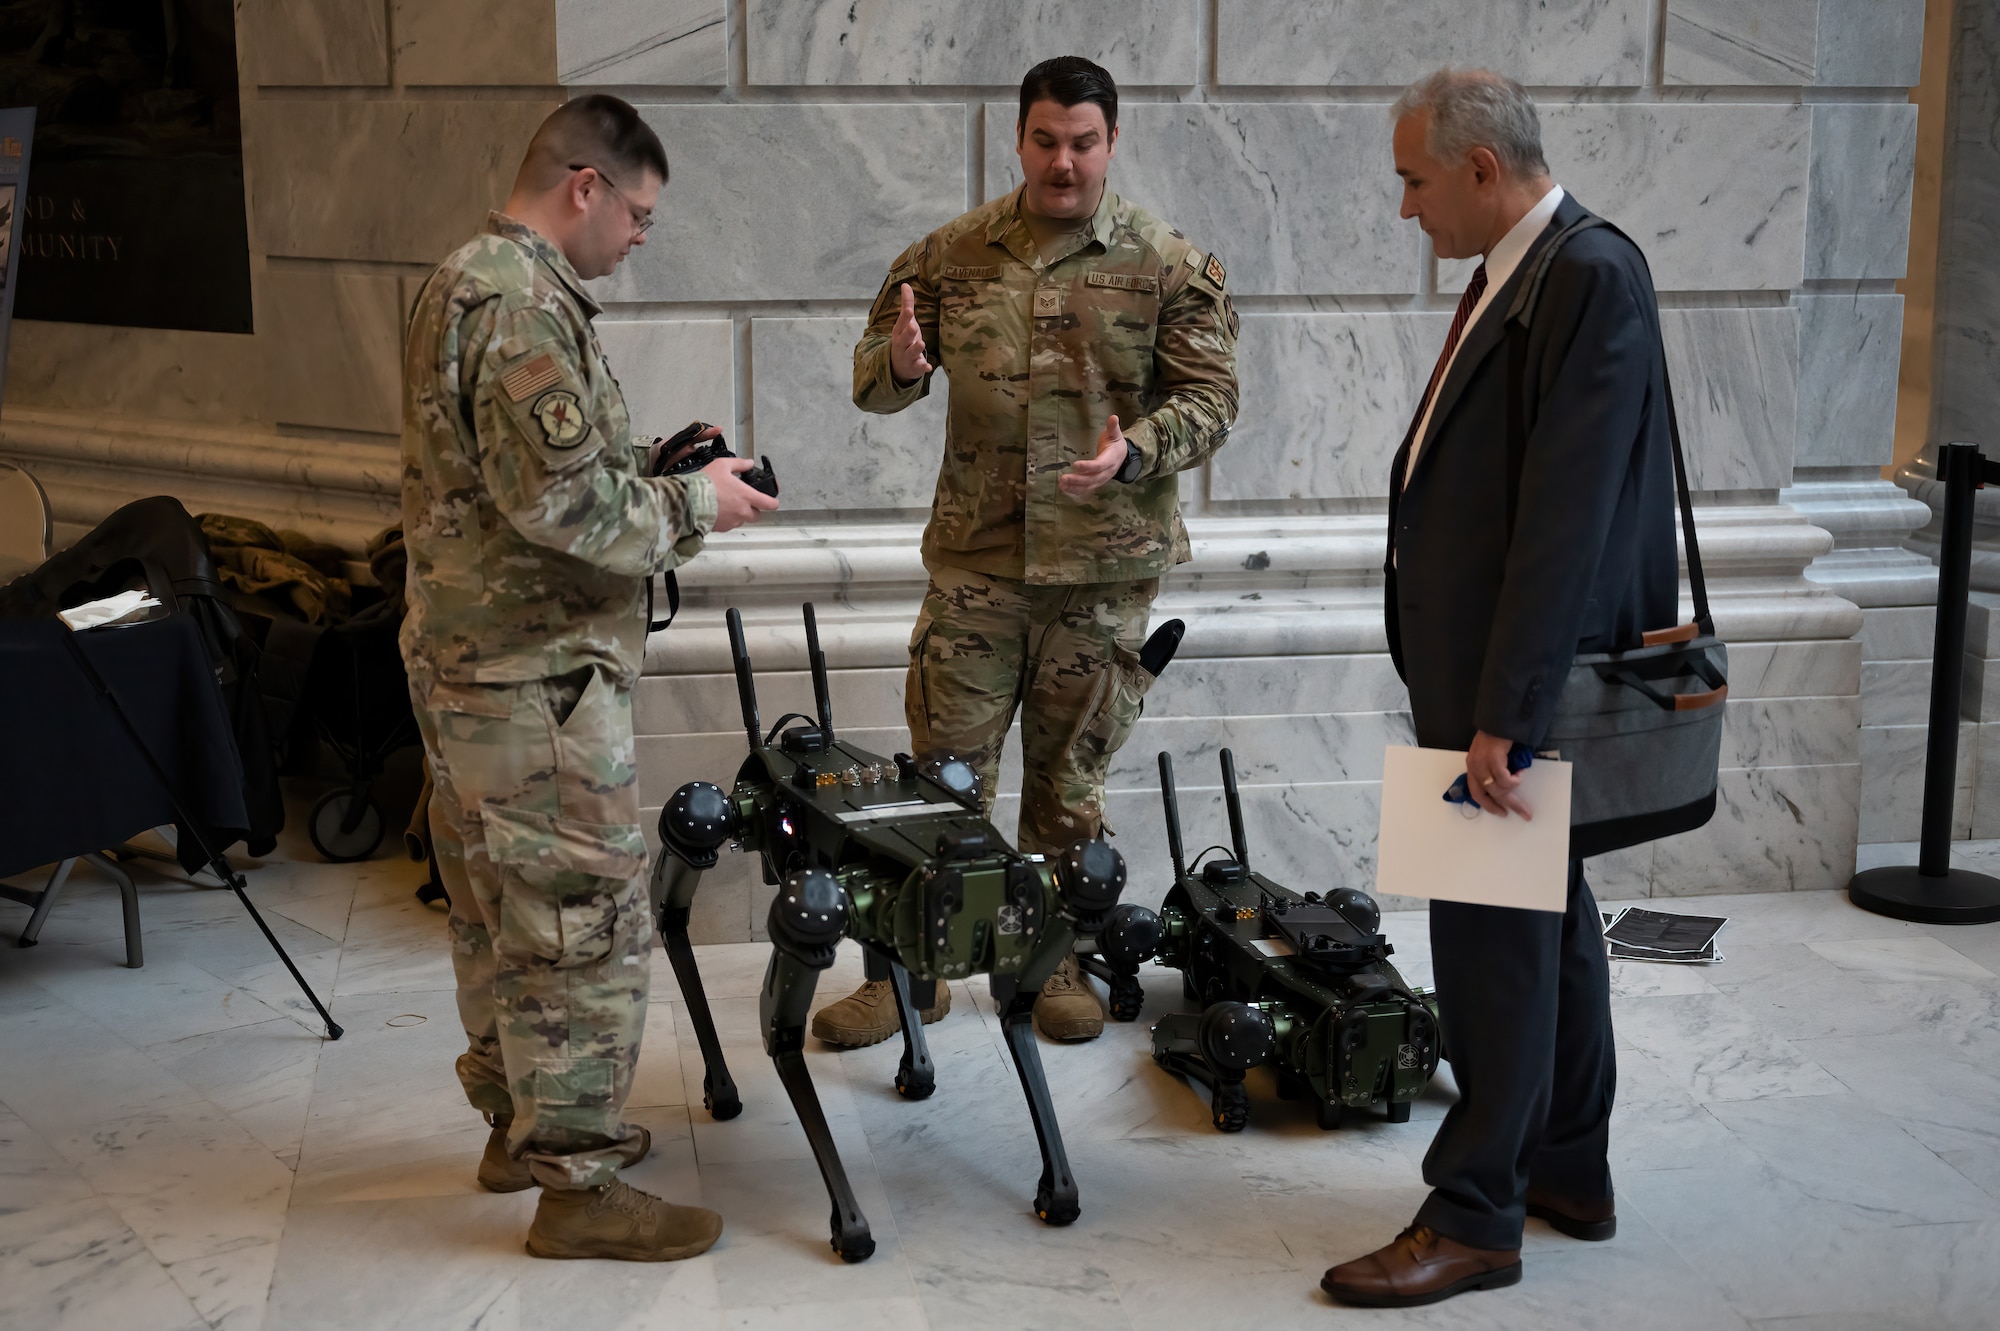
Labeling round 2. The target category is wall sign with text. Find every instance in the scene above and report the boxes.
[0,0,253,335]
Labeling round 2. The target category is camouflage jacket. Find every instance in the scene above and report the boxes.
[853,186,1239,585]
[399,212,716,688]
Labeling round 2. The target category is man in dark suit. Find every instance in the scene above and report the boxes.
[1321,69,1681,1308]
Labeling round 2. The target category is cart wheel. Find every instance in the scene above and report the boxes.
[311,789,385,862]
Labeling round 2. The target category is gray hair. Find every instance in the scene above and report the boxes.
[1390,68,1549,177]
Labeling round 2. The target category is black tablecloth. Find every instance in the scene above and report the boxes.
[0,612,248,879]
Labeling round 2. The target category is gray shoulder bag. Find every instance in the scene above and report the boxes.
[1504,215,1728,859]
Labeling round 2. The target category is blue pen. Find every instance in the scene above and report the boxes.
[1443,742,1535,807]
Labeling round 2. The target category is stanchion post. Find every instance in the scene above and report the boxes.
[1850,442,2000,923]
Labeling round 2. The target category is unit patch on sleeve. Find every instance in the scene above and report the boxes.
[501,352,563,402]
[532,390,588,448]
[1203,253,1227,288]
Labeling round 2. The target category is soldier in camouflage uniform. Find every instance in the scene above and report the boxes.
[401,95,776,1261]
[818,56,1239,1045]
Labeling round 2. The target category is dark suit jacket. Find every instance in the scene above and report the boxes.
[1385,194,1680,751]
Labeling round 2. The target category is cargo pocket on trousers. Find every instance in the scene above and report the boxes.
[530,1057,616,1108]
[1072,645,1154,763]
[479,803,647,969]
[905,608,936,737]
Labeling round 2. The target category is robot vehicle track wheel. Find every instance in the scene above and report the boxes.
[1211,1081,1250,1133]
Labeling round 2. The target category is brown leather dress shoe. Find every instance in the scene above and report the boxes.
[1526,1187,1617,1241]
[1320,1224,1522,1308]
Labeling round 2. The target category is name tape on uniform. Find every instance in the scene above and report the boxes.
[941,264,999,281]
[501,353,563,403]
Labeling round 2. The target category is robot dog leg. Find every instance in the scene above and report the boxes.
[650,785,742,1121]
[763,868,875,1263]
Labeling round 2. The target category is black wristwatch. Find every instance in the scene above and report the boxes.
[1116,441,1144,484]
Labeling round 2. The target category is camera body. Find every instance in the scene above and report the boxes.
[651,420,779,498]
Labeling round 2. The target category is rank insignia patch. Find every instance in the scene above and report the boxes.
[1203,253,1227,288]
[501,352,562,402]
[533,390,588,448]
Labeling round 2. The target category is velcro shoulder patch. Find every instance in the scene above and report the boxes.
[501,352,562,402]
[1085,271,1159,292]
[1203,253,1227,288]
[941,264,999,281]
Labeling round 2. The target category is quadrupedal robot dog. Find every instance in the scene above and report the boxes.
[647,604,1159,1261]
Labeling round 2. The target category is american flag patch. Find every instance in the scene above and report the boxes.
[501,353,562,402]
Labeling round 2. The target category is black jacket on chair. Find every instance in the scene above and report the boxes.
[1385,193,1681,750]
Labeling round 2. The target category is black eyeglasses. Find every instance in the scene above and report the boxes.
[569,163,654,235]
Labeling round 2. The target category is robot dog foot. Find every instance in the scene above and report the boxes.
[1034,1176,1081,1227]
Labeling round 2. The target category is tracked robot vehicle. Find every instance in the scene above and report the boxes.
[648,604,1148,1262]
[1086,750,1443,1133]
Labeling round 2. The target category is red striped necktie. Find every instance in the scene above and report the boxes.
[1409,262,1489,447]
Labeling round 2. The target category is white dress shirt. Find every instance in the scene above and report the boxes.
[1405,184,1566,485]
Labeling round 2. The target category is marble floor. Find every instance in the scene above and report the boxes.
[4,817,2000,1331]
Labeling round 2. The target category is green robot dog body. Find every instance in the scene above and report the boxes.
[650,604,1136,1263]
[1088,750,1443,1133]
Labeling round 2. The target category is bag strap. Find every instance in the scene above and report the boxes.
[646,570,680,634]
[1502,214,1713,636]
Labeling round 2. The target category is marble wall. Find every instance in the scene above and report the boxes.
[0,1,558,548]
[0,1,1937,939]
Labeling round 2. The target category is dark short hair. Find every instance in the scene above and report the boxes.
[520,94,669,192]
[1017,56,1118,139]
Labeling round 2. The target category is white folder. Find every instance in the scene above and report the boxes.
[1374,745,1573,912]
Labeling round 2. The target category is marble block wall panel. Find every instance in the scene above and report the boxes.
[1442,105,1811,292]
[594,319,733,442]
[262,269,404,435]
[5,325,268,425]
[1862,723,1976,843]
[1721,696,1861,770]
[557,0,726,86]
[241,0,388,85]
[746,0,1198,86]
[394,0,557,85]
[1794,294,1904,468]
[1972,723,2000,839]
[1926,0,2000,452]
[1664,0,1820,85]
[1215,0,1648,87]
[1652,762,1861,893]
[983,103,1416,295]
[1861,604,1934,663]
[749,317,945,514]
[1805,104,1919,280]
[1861,660,1931,727]
[251,100,558,264]
[593,105,965,303]
[1727,640,1861,701]
[1814,0,1926,86]
[1660,306,1800,491]
[1217,312,1450,502]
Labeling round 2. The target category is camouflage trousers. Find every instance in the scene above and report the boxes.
[411,666,653,1191]
[906,563,1159,855]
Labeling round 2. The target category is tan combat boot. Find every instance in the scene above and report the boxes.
[479,1118,652,1194]
[1033,953,1103,1041]
[477,1115,534,1193]
[525,1178,722,1261]
[810,978,951,1047]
